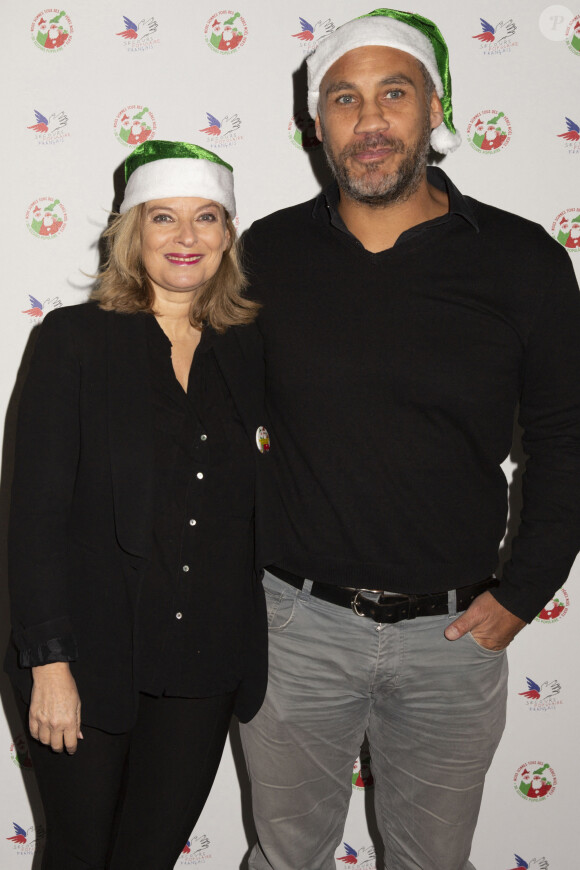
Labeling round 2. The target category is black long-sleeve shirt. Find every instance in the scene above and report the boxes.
[243,167,580,623]
[139,316,254,698]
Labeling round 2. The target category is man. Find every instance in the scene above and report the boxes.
[240,9,580,870]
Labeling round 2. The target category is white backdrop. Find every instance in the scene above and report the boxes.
[1,2,579,868]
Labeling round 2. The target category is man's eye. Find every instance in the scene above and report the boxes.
[386,89,404,99]
[336,94,355,104]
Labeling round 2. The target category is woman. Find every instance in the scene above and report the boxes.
[5,140,277,869]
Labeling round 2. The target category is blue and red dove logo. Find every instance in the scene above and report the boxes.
[28,109,68,135]
[199,112,241,138]
[22,295,62,319]
[291,17,334,42]
[7,823,28,845]
[519,677,561,702]
[509,856,549,870]
[558,117,580,141]
[472,18,516,43]
[116,15,158,40]
[337,842,376,866]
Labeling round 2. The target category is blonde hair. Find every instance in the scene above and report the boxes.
[91,204,258,332]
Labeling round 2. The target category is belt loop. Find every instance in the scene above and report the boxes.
[301,579,313,598]
[447,588,457,619]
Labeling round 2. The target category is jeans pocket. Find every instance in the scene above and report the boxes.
[264,585,296,631]
[466,631,507,657]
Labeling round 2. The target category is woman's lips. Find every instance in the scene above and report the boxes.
[164,253,203,265]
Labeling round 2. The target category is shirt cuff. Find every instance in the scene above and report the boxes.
[18,635,79,668]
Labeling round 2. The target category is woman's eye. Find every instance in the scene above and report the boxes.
[152,214,172,223]
[199,213,217,222]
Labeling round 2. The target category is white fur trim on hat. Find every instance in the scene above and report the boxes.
[306,16,461,154]
[120,158,236,216]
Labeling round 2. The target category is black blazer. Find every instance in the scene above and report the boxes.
[6,302,280,730]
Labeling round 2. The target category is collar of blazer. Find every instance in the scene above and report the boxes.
[107,311,155,560]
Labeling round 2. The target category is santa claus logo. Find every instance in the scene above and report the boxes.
[551,210,580,252]
[113,105,157,148]
[513,762,557,802]
[9,734,33,770]
[198,110,243,148]
[467,110,512,154]
[204,11,248,55]
[288,108,321,152]
[471,17,518,54]
[534,586,570,622]
[565,15,580,56]
[31,9,73,52]
[25,197,67,239]
[352,749,374,791]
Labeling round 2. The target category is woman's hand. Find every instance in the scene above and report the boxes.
[30,662,83,754]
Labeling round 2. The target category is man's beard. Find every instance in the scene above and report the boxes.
[321,114,432,207]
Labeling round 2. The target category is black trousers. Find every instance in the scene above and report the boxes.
[18,691,235,870]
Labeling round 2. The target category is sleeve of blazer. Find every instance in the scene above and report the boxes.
[9,308,81,667]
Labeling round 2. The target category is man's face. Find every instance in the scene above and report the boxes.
[315,45,443,206]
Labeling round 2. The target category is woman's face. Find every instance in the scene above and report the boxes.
[140,197,230,302]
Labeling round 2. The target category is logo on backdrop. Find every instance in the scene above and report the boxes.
[27,109,69,144]
[179,833,212,865]
[113,105,157,147]
[513,762,557,802]
[9,734,33,770]
[116,15,159,51]
[288,108,320,152]
[31,9,73,52]
[198,111,243,147]
[557,116,580,152]
[507,855,549,869]
[291,16,335,50]
[6,822,45,856]
[551,211,580,251]
[25,198,67,239]
[472,17,518,53]
[337,842,376,867]
[22,294,63,321]
[518,676,562,711]
[204,11,248,54]
[466,110,512,153]
[352,749,374,791]
[565,14,580,55]
[535,586,571,620]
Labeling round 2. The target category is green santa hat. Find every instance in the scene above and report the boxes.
[306,8,461,154]
[120,140,236,217]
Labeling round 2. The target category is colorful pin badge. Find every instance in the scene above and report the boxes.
[256,426,270,453]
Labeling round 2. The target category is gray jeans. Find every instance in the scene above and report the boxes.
[240,570,508,870]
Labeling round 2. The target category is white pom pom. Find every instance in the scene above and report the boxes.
[430,123,462,155]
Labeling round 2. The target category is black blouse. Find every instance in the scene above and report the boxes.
[138,316,254,698]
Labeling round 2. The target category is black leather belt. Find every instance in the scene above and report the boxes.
[266,566,499,624]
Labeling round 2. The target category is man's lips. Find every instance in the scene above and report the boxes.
[164,253,203,265]
[351,147,396,162]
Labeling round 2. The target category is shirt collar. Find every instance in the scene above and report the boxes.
[312,165,479,238]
